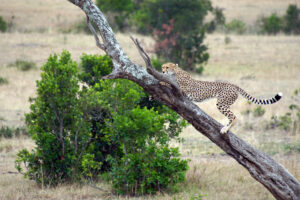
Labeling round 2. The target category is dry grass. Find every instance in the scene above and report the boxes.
[210,0,300,25]
[1,0,300,199]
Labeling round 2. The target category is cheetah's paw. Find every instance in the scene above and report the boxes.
[220,126,229,134]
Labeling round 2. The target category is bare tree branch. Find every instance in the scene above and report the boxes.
[66,1,300,199]
[86,15,105,51]
[130,36,183,97]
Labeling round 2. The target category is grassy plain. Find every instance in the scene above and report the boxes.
[0,0,300,199]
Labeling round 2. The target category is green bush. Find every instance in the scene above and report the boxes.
[0,76,8,85]
[96,0,136,31]
[92,78,188,195]
[80,54,188,195]
[268,89,300,133]
[283,4,300,34]
[0,126,27,138]
[0,126,13,138]
[15,51,93,186]
[16,52,188,192]
[225,19,246,34]
[0,16,7,32]
[205,7,226,33]
[80,54,113,86]
[253,106,265,117]
[109,139,188,195]
[151,57,163,71]
[135,0,210,71]
[259,13,282,35]
[106,106,188,195]
[9,59,36,71]
[97,0,211,72]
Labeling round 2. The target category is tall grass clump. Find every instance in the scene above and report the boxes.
[8,59,36,71]
[225,19,247,34]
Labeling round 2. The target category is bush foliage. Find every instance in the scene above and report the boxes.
[0,76,8,85]
[259,13,282,35]
[0,16,7,32]
[259,4,300,35]
[284,4,300,34]
[16,51,188,195]
[96,0,211,72]
[8,59,36,71]
[225,19,247,35]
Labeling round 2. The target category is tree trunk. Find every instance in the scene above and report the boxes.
[67,1,300,199]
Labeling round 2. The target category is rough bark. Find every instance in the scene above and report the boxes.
[67,1,300,199]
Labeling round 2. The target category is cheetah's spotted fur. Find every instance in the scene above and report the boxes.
[161,63,282,134]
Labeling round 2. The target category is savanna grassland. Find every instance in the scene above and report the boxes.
[1,0,300,199]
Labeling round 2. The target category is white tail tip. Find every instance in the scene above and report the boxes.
[278,92,283,97]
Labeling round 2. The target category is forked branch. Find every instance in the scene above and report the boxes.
[130,36,183,97]
[86,15,105,51]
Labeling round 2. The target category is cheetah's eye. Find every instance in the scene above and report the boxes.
[166,66,169,69]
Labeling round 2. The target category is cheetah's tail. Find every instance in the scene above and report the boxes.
[238,87,282,105]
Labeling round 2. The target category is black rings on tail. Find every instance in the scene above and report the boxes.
[238,88,282,105]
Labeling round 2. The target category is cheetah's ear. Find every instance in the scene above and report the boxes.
[175,63,178,67]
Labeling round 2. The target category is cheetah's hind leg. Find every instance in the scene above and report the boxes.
[217,104,237,134]
[220,118,236,134]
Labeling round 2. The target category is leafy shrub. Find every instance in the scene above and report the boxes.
[0,126,13,138]
[107,106,188,195]
[96,0,136,31]
[283,4,300,34]
[153,20,209,72]
[151,57,163,71]
[253,106,265,117]
[269,114,292,131]
[134,0,211,34]
[268,89,300,133]
[259,13,282,35]
[205,7,226,33]
[9,59,36,71]
[225,19,246,34]
[16,52,188,192]
[92,78,188,195]
[109,140,188,195]
[15,51,93,186]
[0,126,27,138]
[136,0,210,72]
[80,54,188,195]
[80,54,113,86]
[14,127,28,137]
[0,76,8,85]
[97,0,211,72]
[0,16,7,32]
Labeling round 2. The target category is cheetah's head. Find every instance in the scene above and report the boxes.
[161,63,178,75]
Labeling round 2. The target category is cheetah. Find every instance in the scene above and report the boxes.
[161,62,282,134]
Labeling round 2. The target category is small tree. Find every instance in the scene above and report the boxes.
[283,4,300,34]
[17,52,188,193]
[95,79,188,195]
[15,51,98,185]
[80,54,188,195]
[259,13,282,35]
[96,0,136,31]
[135,0,211,71]
[96,0,211,72]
